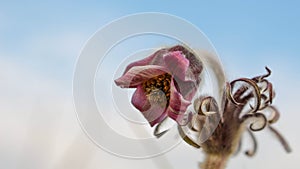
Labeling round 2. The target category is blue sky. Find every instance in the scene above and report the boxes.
[1,1,300,81]
[0,1,299,169]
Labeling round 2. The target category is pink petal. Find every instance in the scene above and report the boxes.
[131,85,150,112]
[166,45,202,100]
[168,45,203,82]
[114,65,169,88]
[131,85,168,127]
[174,77,201,100]
[166,79,191,122]
[163,51,189,81]
[123,49,168,74]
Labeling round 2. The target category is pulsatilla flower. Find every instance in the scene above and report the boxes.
[115,45,203,127]
[115,44,290,169]
[179,67,291,169]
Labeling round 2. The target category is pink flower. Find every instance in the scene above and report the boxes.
[115,45,203,126]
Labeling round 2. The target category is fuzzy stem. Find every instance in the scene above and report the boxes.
[200,154,230,169]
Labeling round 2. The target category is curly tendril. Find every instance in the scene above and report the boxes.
[230,78,262,113]
[241,113,267,131]
[268,126,292,153]
[177,67,291,169]
[244,129,258,157]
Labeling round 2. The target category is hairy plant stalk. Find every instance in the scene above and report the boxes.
[200,154,230,169]
[199,115,244,169]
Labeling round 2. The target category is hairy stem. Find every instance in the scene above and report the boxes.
[200,154,230,169]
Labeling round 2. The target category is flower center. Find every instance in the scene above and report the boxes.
[142,73,171,107]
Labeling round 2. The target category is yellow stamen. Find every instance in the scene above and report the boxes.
[142,73,171,107]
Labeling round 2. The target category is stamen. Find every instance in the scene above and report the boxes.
[142,73,172,107]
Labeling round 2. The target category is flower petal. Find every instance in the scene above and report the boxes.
[123,49,168,74]
[131,85,150,112]
[168,45,203,82]
[174,77,201,100]
[166,79,191,122]
[131,85,168,127]
[114,65,169,88]
[163,51,190,81]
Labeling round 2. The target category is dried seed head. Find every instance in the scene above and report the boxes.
[178,67,291,169]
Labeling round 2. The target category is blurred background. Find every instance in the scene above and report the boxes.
[0,1,299,169]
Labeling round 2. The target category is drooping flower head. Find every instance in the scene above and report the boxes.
[115,44,291,169]
[115,45,203,127]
